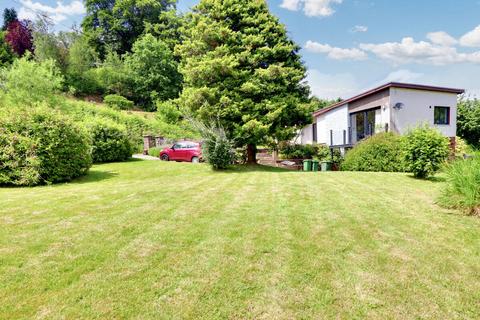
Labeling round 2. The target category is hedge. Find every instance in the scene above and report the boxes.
[0,108,92,186]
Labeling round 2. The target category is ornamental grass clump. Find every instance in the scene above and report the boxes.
[439,156,480,216]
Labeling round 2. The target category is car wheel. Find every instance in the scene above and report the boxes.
[191,156,199,163]
[161,154,169,161]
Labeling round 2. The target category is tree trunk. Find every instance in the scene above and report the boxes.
[246,144,257,164]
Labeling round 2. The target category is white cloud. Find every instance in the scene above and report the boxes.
[378,69,423,84]
[280,0,300,11]
[280,0,343,17]
[459,25,480,47]
[306,70,359,99]
[18,0,85,23]
[359,37,480,65]
[426,31,457,47]
[305,40,368,60]
[350,25,368,33]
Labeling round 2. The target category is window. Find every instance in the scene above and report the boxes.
[434,106,450,125]
[312,123,317,142]
[173,142,186,149]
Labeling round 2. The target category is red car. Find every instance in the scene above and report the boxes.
[160,141,202,163]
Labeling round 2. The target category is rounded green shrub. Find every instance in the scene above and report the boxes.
[0,108,92,186]
[341,132,404,172]
[402,125,450,179]
[104,94,134,110]
[85,118,134,163]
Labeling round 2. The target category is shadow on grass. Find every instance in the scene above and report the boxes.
[406,175,447,183]
[214,164,298,173]
[70,170,119,184]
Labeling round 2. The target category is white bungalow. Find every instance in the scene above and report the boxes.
[298,82,464,148]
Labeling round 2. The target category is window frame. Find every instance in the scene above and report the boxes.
[434,106,450,125]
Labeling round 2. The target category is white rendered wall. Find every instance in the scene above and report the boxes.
[299,123,314,144]
[322,104,349,146]
[316,115,327,144]
[389,88,457,137]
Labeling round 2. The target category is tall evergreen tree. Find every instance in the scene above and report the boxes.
[2,8,17,30]
[82,0,177,57]
[177,0,312,163]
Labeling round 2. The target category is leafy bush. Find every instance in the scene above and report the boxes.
[316,145,331,161]
[341,132,404,172]
[156,99,182,124]
[148,147,162,158]
[438,157,480,216]
[402,125,450,178]
[104,94,134,110]
[457,98,480,148]
[454,136,474,158]
[0,107,92,186]
[279,143,316,159]
[0,56,63,106]
[84,118,133,163]
[278,143,331,161]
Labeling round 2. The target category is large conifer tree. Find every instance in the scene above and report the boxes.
[177,0,312,163]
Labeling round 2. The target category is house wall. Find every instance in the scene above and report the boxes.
[389,88,457,137]
[298,123,314,144]
[349,89,390,113]
[322,104,349,146]
[316,115,327,144]
[298,104,348,145]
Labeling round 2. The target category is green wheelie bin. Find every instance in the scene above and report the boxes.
[303,159,312,171]
[311,160,319,172]
[321,161,332,171]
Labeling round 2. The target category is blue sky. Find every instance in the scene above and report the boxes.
[2,0,480,99]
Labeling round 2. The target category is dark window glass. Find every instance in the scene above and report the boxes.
[366,110,376,136]
[434,106,450,125]
[312,123,317,142]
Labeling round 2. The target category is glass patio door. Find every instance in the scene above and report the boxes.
[352,108,377,142]
[356,112,365,141]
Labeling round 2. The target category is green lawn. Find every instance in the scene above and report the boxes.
[1,161,479,319]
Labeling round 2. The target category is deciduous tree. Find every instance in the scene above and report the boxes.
[124,33,182,110]
[5,20,33,56]
[82,0,177,57]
